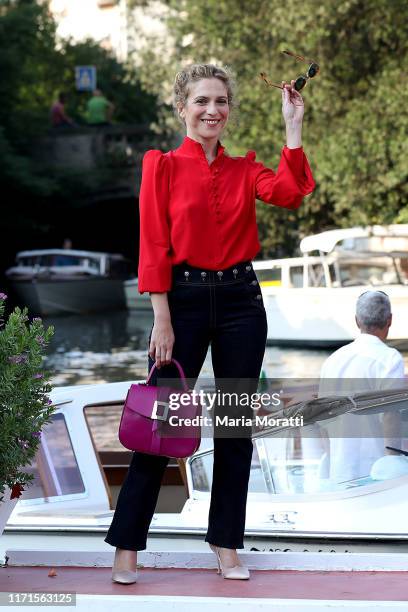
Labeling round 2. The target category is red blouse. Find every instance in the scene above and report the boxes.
[138,135,315,294]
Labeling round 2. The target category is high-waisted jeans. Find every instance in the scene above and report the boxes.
[104,259,268,550]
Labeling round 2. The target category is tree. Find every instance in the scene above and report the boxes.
[0,0,158,144]
[0,0,160,271]
[129,0,408,256]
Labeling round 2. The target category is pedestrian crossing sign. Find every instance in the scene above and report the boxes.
[75,66,97,91]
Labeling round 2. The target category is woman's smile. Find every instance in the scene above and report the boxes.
[201,118,221,125]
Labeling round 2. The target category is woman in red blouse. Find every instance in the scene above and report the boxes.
[105,64,315,583]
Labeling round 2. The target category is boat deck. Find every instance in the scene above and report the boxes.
[1,564,408,600]
[2,547,408,610]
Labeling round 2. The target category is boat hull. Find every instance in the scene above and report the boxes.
[10,278,126,315]
[262,285,408,347]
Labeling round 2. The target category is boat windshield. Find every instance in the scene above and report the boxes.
[191,443,268,493]
[190,390,408,497]
[336,256,400,286]
[20,413,85,501]
[17,254,100,270]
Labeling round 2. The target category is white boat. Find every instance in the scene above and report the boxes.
[6,249,133,315]
[255,225,408,347]
[5,378,408,542]
[3,379,408,609]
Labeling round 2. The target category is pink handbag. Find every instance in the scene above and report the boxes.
[118,358,202,458]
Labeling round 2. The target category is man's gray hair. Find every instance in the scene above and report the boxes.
[356,290,391,329]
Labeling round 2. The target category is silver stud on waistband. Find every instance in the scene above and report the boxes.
[233,268,238,278]
[245,265,252,272]
[201,271,207,281]
[256,294,262,300]
[251,279,258,285]
[217,271,223,279]
[184,271,190,281]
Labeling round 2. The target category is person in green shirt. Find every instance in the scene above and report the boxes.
[86,89,114,125]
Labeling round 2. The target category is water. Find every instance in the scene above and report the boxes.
[42,310,408,387]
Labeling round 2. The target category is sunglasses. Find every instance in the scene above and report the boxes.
[260,49,320,92]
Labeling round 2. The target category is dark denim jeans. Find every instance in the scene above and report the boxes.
[104,259,267,550]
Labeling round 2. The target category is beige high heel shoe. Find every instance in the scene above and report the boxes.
[111,569,138,584]
[111,548,138,584]
[209,544,250,580]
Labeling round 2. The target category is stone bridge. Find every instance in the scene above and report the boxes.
[32,124,173,202]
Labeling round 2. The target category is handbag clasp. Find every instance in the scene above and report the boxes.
[151,400,170,421]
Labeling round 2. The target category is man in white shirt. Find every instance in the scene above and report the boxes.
[319,291,404,385]
[318,291,405,484]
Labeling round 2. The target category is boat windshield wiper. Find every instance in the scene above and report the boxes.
[386,446,408,457]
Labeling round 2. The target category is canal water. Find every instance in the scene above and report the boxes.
[42,310,408,387]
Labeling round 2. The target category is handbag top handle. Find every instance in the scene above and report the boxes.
[146,357,189,391]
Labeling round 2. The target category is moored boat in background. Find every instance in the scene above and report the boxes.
[6,249,133,315]
[254,225,408,347]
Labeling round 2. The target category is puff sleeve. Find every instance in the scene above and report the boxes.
[137,150,172,294]
[246,146,315,209]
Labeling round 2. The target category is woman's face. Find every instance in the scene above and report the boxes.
[179,78,229,142]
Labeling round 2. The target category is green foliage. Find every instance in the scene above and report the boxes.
[0,293,55,502]
[0,127,57,198]
[0,0,59,145]
[58,40,158,126]
[131,0,408,256]
[0,0,158,207]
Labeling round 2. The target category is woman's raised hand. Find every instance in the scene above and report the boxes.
[149,318,175,369]
[281,79,304,125]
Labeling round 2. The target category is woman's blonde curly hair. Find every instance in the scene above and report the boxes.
[173,63,236,125]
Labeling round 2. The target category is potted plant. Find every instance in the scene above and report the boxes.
[0,292,55,534]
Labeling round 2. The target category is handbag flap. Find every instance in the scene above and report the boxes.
[125,383,176,419]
